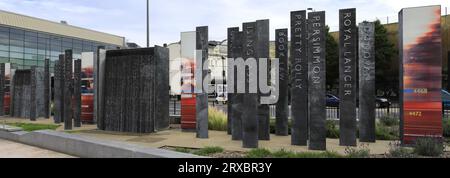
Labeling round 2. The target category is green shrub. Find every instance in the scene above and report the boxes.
[344,145,371,158]
[413,137,445,157]
[376,122,399,140]
[326,120,340,138]
[246,148,272,158]
[387,141,413,158]
[174,147,192,154]
[245,148,344,158]
[379,115,400,127]
[6,122,60,132]
[293,151,344,158]
[269,119,292,134]
[443,119,450,138]
[208,107,228,131]
[271,149,298,158]
[193,146,224,156]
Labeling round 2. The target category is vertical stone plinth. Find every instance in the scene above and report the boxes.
[275,28,289,136]
[73,59,82,127]
[95,47,106,128]
[359,22,376,143]
[290,10,308,145]
[256,19,271,141]
[64,50,73,130]
[196,26,209,139]
[0,63,4,116]
[30,67,36,121]
[101,47,169,133]
[308,11,326,151]
[227,27,239,135]
[242,22,259,148]
[53,56,63,123]
[44,59,50,118]
[230,31,244,141]
[155,47,170,131]
[339,8,357,146]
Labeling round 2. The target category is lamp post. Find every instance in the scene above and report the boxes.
[147,0,149,47]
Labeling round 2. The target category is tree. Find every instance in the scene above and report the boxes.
[325,25,339,91]
[373,20,397,98]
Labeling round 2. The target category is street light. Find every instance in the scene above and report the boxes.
[147,0,150,47]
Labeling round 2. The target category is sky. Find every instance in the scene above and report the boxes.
[0,0,449,47]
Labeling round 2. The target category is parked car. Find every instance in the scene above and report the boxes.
[442,90,450,110]
[326,94,391,108]
[326,94,340,107]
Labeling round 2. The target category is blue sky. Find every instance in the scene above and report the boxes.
[0,0,449,47]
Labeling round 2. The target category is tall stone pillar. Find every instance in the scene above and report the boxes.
[73,59,82,127]
[256,19,271,141]
[275,28,289,136]
[227,27,239,135]
[196,26,209,139]
[63,50,73,130]
[0,63,4,116]
[44,58,50,118]
[339,8,357,146]
[359,22,376,142]
[242,22,259,148]
[53,56,63,123]
[308,11,327,151]
[290,10,309,146]
[30,67,36,121]
[230,31,244,141]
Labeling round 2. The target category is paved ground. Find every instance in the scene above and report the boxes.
[1,117,440,156]
[0,138,75,158]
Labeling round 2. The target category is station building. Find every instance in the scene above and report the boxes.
[0,9,125,71]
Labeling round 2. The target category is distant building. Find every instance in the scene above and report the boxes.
[167,40,227,96]
[0,9,125,71]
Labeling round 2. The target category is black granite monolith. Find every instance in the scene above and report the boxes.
[230,31,244,141]
[275,28,289,136]
[227,27,239,135]
[290,10,308,146]
[155,47,170,131]
[339,8,357,146]
[100,47,169,133]
[64,50,73,130]
[0,63,4,116]
[196,26,209,139]
[53,57,62,123]
[359,22,376,143]
[30,67,36,121]
[44,59,50,118]
[308,11,327,151]
[73,59,82,127]
[242,22,259,148]
[95,46,106,128]
[256,19,271,141]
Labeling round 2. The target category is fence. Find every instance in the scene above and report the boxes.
[172,99,450,120]
[270,104,401,120]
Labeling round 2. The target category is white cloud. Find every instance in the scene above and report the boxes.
[1,0,449,47]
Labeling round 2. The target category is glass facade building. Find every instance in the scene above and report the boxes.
[0,25,120,72]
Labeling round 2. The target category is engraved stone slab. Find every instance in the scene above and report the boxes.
[308,11,327,151]
[359,22,376,143]
[275,28,289,136]
[290,10,309,146]
[339,8,357,146]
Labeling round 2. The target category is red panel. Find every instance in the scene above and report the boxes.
[81,94,94,123]
[400,6,443,144]
[3,92,10,114]
[181,95,196,130]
